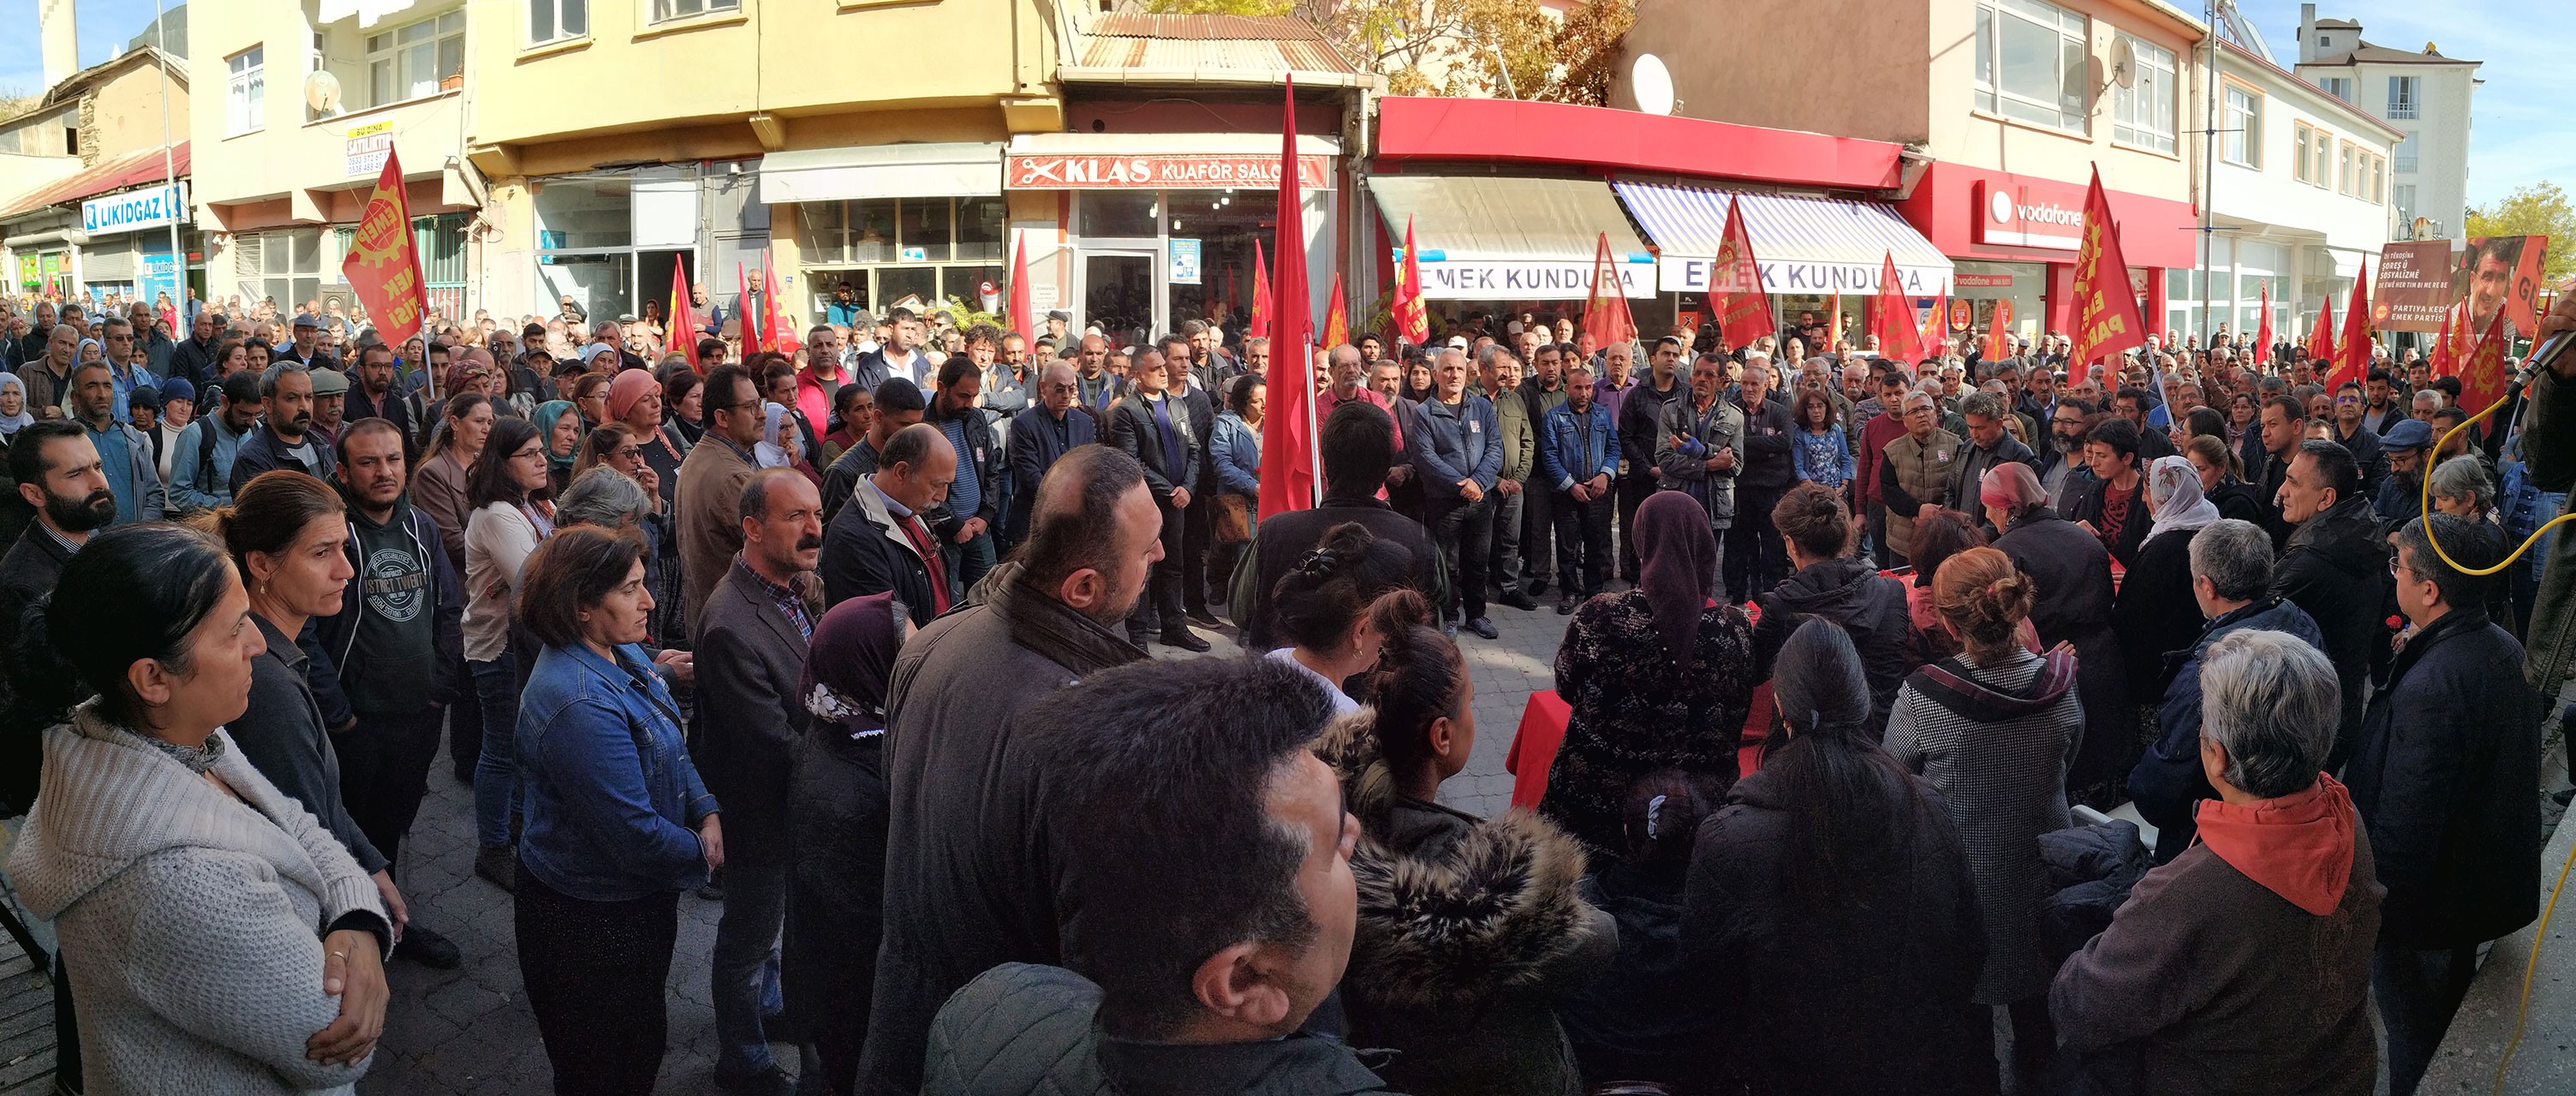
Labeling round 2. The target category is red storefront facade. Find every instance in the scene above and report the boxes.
[1897,161,2200,346]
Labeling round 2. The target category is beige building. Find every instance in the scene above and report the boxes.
[1,46,194,302]
[464,0,1063,329]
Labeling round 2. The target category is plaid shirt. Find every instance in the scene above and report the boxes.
[734,554,815,643]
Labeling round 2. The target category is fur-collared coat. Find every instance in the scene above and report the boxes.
[1315,710,1619,1096]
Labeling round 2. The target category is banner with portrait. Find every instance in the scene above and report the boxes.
[2454,235,2549,342]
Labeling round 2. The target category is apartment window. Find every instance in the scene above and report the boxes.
[2112,35,2177,152]
[233,228,326,311]
[2293,123,2314,182]
[2322,76,2352,102]
[2388,75,2419,120]
[2394,183,2417,223]
[528,0,587,45]
[226,47,264,135]
[652,0,739,21]
[2221,86,2259,167]
[2339,143,2359,197]
[2369,154,2385,203]
[367,11,465,108]
[1974,0,2089,134]
[2393,131,2418,174]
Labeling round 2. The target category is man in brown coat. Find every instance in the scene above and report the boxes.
[677,363,764,631]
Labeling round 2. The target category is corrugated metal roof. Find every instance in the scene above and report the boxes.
[0,142,192,223]
[1076,14,1355,74]
[1090,14,1327,42]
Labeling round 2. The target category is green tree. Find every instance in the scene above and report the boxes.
[2465,182,2575,285]
[1142,0,1631,105]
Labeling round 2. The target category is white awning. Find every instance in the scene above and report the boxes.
[1613,181,1953,296]
[757,142,1005,206]
[1368,176,1655,301]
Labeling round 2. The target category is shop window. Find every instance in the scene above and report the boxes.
[528,0,587,45]
[227,47,265,135]
[957,197,1005,262]
[1974,0,2088,134]
[231,228,325,312]
[1077,192,1160,238]
[366,11,465,109]
[652,0,738,21]
[536,177,634,250]
[798,197,999,269]
[2221,86,2259,167]
[2111,34,2176,153]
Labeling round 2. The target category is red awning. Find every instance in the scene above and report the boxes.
[0,141,191,222]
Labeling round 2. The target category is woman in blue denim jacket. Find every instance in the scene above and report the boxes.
[1788,389,1854,491]
[511,526,722,1095]
[1208,375,1266,597]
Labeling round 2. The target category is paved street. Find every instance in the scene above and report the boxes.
[347,597,1571,1093]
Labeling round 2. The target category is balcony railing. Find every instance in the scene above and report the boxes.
[2388,103,2418,120]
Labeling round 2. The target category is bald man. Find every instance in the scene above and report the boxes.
[1005,362,1099,542]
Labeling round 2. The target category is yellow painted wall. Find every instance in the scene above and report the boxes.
[1925,0,2201,200]
[81,62,191,164]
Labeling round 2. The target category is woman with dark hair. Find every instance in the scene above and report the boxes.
[463,416,555,890]
[1790,387,1852,491]
[7,524,392,1092]
[1266,522,1422,714]
[1887,547,2083,1086]
[820,383,874,470]
[2185,432,2265,525]
[786,593,903,1095]
[1208,374,1265,604]
[1317,608,1615,1096]
[1686,619,1989,1095]
[531,399,582,496]
[512,526,720,1095]
[1404,359,1436,405]
[1541,491,1757,860]
[1555,768,1728,1089]
[661,365,707,447]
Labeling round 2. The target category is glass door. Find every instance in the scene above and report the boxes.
[1083,251,1157,348]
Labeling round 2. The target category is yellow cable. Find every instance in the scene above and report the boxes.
[2494,831,2576,1093]
[2422,385,2576,576]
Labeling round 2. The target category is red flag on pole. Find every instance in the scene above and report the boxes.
[1985,297,2014,362]
[339,150,428,351]
[2307,294,2336,367]
[761,249,790,354]
[1824,293,1842,354]
[1249,241,1273,344]
[2066,166,2148,388]
[2252,280,2271,366]
[1391,216,1429,347]
[667,259,699,368]
[1008,231,1033,338]
[1917,282,1950,361]
[2429,301,2454,377]
[2329,262,2371,390]
[1321,271,1349,349]
[1873,252,1913,357]
[1258,76,1318,521]
[1708,196,1771,352]
[736,261,760,355]
[2452,296,2477,370]
[1581,233,1637,351]
[2460,305,2509,416]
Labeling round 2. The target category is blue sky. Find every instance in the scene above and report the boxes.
[3,0,2561,209]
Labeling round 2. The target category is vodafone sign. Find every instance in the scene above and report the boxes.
[1976,179,2086,251]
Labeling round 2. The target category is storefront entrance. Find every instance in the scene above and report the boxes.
[1082,250,1154,346]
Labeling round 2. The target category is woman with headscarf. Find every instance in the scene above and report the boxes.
[609,367,688,513]
[1539,491,1758,861]
[0,372,34,448]
[1686,619,1991,1095]
[530,399,581,497]
[2111,456,2221,700]
[785,593,903,1096]
[754,401,823,489]
[1983,461,2130,802]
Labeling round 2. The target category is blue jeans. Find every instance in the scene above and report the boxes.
[713,814,788,1076]
[469,654,519,851]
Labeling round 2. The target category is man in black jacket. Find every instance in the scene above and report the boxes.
[2329,381,2391,500]
[1005,363,1097,543]
[858,445,1160,1096]
[1614,338,1684,583]
[230,363,337,492]
[2355,514,2540,1096]
[1730,355,1798,600]
[820,379,925,526]
[2257,395,2307,549]
[697,468,826,1096]
[924,359,1004,593]
[169,308,225,393]
[1947,390,2038,537]
[343,342,415,444]
[820,424,953,626]
[1238,401,1445,650]
[1108,352,1209,651]
[319,419,464,968]
[1164,335,1223,628]
[2269,438,2388,770]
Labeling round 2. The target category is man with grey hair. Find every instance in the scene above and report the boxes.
[1417,347,1504,638]
[1944,390,2036,536]
[2053,628,2381,1095]
[2127,519,2328,861]
[229,361,336,491]
[2355,512,2541,1095]
[2407,387,2444,425]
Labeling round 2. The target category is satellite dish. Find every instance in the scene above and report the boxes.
[1631,53,1674,116]
[2109,38,2137,89]
[304,70,343,116]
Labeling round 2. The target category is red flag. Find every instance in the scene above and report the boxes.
[2307,293,2336,368]
[762,249,791,354]
[339,150,428,351]
[1258,76,1318,521]
[1249,241,1273,344]
[2460,305,2509,417]
[2429,302,2453,377]
[2066,166,2148,388]
[1321,271,1349,348]
[1917,283,1950,361]
[2252,280,2271,366]
[1824,293,1842,353]
[1007,231,1032,338]
[668,259,699,369]
[1985,297,2014,362]
[2329,262,2371,390]
[1581,233,1637,351]
[2452,296,2477,370]
[1391,216,1429,346]
[1708,196,1771,352]
[736,261,760,355]
[1873,252,1913,358]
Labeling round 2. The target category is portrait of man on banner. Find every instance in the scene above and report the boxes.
[2453,235,2548,341]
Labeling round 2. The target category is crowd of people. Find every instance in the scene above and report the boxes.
[0,279,2567,1096]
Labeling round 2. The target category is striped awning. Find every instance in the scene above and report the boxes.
[1368,176,1655,300]
[1613,181,1952,297]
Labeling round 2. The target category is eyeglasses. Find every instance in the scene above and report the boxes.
[513,446,545,461]
[612,446,642,459]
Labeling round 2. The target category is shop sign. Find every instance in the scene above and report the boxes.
[15,254,39,289]
[80,182,188,235]
[345,121,395,179]
[2372,241,2453,331]
[1975,179,2087,251]
[1955,272,2016,289]
[1414,254,1655,301]
[1658,256,1947,296]
[1005,153,1333,190]
[1168,238,1202,284]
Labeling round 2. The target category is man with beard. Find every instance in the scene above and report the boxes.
[696,468,826,1096]
[2331,381,2390,499]
[65,361,164,526]
[229,363,337,493]
[927,358,1004,593]
[345,342,415,441]
[2037,397,2098,515]
[857,444,1159,1096]
[0,422,119,659]
[170,307,226,393]
[317,418,466,969]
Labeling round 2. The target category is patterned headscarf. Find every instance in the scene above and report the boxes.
[802,592,903,737]
[2145,455,2220,543]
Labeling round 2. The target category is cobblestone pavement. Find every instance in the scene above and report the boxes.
[350,593,1573,1093]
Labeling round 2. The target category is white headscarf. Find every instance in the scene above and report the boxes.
[754,401,794,468]
[0,374,33,435]
[2145,455,2219,542]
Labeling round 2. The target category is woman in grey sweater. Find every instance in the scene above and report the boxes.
[7,523,392,1093]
